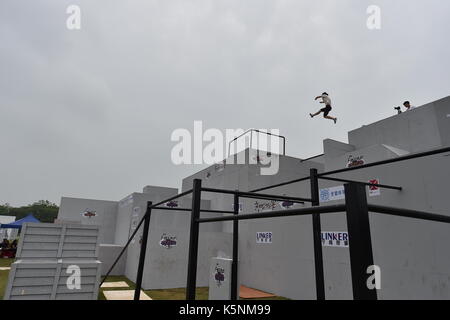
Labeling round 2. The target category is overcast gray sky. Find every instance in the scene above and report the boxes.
[1,0,449,206]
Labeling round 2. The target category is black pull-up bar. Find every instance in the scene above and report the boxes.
[319,176,402,191]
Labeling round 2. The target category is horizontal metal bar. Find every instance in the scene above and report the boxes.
[197,204,346,223]
[250,176,311,193]
[249,146,450,194]
[153,207,191,211]
[368,204,450,224]
[242,194,304,204]
[319,176,402,191]
[319,146,450,177]
[149,189,193,209]
[202,187,311,203]
[153,206,235,214]
[201,209,235,214]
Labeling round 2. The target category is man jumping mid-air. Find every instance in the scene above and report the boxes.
[310,92,337,124]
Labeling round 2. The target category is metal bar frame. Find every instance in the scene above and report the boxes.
[231,193,239,300]
[250,146,450,193]
[344,183,377,300]
[186,179,202,300]
[310,168,325,300]
[153,206,235,214]
[197,205,346,223]
[102,146,450,300]
[100,190,194,285]
[319,146,450,177]
[368,204,450,223]
[134,201,152,300]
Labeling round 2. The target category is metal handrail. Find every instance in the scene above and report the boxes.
[227,128,286,157]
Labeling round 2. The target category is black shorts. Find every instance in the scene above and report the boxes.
[320,105,332,117]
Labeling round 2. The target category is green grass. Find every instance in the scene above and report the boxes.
[0,264,288,300]
[0,258,14,299]
[0,258,14,268]
[99,275,288,300]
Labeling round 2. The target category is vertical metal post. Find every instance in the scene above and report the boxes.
[344,183,377,300]
[231,193,239,300]
[310,168,325,300]
[134,201,152,300]
[186,179,202,300]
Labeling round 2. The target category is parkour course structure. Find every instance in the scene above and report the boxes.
[100,145,450,301]
[52,96,449,300]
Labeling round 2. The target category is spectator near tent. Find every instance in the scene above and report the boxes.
[0,213,40,258]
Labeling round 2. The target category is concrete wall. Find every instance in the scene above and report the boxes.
[310,150,450,299]
[123,192,232,289]
[180,141,450,299]
[54,96,450,299]
[348,96,450,153]
[58,197,117,244]
[99,244,126,276]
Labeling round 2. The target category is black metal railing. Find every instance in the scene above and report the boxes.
[227,129,286,157]
[99,145,450,300]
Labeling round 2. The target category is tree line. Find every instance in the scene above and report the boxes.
[0,200,59,223]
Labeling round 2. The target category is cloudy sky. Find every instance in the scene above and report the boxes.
[1,0,449,206]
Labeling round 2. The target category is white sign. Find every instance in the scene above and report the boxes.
[256,232,273,244]
[368,179,381,196]
[159,234,177,249]
[320,179,381,203]
[322,231,349,247]
[347,155,365,168]
[80,209,97,218]
[319,186,345,203]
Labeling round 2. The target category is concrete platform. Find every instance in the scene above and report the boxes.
[103,290,152,300]
[101,281,129,288]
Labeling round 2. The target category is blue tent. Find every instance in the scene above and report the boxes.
[0,214,40,229]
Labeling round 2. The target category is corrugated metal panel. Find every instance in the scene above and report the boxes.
[5,260,58,300]
[4,259,102,300]
[5,223,102,300]
[16,223,100,260]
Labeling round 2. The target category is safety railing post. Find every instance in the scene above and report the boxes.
[310,168,325,300]
[134,201,152,300]
[186,179,202,300]
[231,193,239,300]
[344,183,377,300]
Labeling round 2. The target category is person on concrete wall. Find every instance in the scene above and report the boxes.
[310,92,338,124]
[403,101,416,111]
